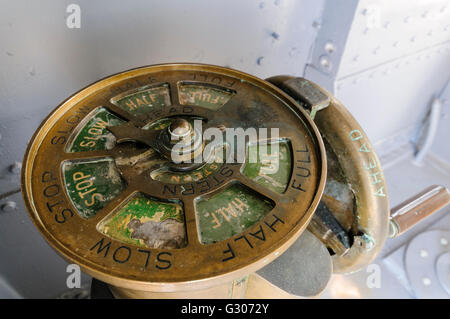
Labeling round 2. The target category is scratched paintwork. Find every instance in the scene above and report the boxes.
[196,184,274,244]
[113,85,171,116]
[242,141,292,194]
[63,159,125,219]
[67,107,125,153]
[178,84,234,110]
[98,194,186,249]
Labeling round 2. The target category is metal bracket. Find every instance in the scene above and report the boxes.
[266,76,330,120]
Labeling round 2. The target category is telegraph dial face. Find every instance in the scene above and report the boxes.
[22,64,326,291]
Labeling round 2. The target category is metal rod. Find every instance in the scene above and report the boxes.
[389,185,450,238]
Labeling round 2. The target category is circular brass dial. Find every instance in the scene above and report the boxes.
[22,64,326,292]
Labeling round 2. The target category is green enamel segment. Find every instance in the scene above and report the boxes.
[67,107,125,153]
[242,141,292,194]
[113,85,171,116]
[98,194,186,249]
[63,159,125,219]
[196,184,274,244]
[178,84,234,110]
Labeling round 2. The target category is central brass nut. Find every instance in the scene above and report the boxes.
[158,118,204,166]
[169,118,193,143]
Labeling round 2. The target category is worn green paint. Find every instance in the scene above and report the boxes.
[196,184,274,244]
[67,107,125,153]
[242,141,292,194]
[63,159,125,219]
[98,194,186,249]
[178,84,234,110]
[114,85,171,116]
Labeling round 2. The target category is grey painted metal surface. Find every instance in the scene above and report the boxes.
[0,0,449,298]
[405,230,450,298]
[0,192,91,298]
[305,0,450,149]
[430,80,450,163]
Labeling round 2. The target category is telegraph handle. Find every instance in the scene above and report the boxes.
[389,185,450,238]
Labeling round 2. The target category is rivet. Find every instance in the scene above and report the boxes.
[420,249,428,258]
[324,41,335,54]
[319,55,332,71]
[271,31,279,40]
[1,201,17,212]
[440,237,448,246]
[256,56,264,65]
[9,161,22,174]
[422,277,431,286]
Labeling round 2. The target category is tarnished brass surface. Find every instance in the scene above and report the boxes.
[21,64,327,294]
[319,97,390,273]
[267,76,390,274]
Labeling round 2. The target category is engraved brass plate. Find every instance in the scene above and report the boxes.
[22,64,326,292]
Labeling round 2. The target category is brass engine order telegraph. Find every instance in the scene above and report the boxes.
[21,64,448,298]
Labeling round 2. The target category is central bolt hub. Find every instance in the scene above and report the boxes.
[156,118,205,170]
[169,118,193,143]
